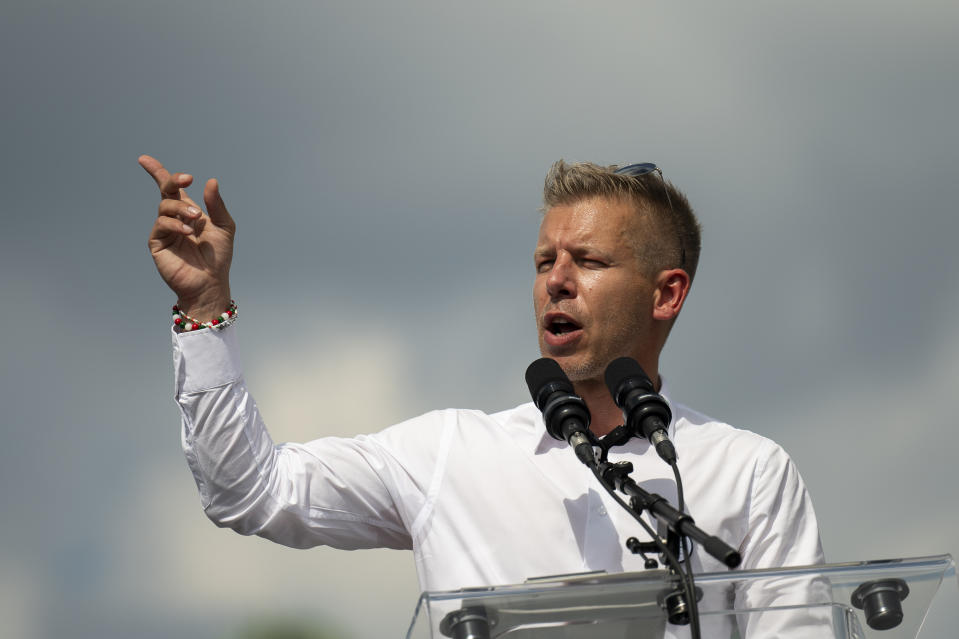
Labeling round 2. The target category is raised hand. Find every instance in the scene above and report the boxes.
[140,155,235,322]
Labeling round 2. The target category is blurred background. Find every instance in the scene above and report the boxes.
[2,1,958,637]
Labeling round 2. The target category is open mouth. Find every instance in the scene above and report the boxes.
[543,314,583,345]
[548,317,582,335]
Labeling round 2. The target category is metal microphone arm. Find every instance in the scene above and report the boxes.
[597,460,741,569]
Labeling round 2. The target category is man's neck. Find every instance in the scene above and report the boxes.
[574,368,661,438]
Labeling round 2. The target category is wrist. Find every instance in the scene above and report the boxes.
[173,299,237,332]
[176,288,232,323]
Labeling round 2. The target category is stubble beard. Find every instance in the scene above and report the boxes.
[558,355,604,383]
[540,320,645,387]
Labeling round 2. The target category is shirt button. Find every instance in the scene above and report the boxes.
[598,507,607,516]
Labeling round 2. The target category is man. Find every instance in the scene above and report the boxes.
[141,154,822,600]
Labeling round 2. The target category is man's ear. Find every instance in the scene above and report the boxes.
[652,269,691,321]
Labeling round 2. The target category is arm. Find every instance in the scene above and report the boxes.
[141,156,417,550]
[740,443,824,571]
[173,326,416,550]
[736,444,832,638]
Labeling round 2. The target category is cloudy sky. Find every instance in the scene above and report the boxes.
[2,1,958,637]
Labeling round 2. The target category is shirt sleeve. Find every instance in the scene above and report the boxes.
[171,324,425,551]
[740,441,824,570]
[736,442,830,638]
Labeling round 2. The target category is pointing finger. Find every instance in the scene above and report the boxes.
[138,155,193,199]
[138,154,170,188]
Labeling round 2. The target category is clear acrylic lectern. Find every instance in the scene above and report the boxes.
[406,555,958,638]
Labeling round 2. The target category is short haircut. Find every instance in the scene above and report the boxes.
[542,160,702,282]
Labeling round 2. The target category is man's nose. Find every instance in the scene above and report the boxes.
[546,255,576,299]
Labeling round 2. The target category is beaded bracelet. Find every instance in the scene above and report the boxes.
[172,300,238,332]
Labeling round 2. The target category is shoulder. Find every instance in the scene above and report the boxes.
[354,404,543,491]
[670,400,789,472]
[375,403,538,434]
[667,400,823,564]
[368,403,542,453]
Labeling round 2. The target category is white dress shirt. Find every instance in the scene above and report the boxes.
[173,324,824,600]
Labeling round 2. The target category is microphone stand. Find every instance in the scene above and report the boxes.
[587,457,703,638]
[585,429,742,639]
[591,426,741,570]
[594,459,742,570]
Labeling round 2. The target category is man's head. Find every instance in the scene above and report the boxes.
[534,161,701,384]
[543,161,701,282]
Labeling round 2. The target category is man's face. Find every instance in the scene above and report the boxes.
[533,196,657,382]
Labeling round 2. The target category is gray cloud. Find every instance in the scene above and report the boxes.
[2,1,958,637]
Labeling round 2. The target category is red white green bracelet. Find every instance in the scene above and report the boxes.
[172,300,238,332]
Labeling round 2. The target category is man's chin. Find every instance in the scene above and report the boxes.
[540,353,601,383]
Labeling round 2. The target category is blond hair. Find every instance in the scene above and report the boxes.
[543,160,702,281]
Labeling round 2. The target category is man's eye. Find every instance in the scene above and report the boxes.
[582,259,605,268]
[536,260,553,273]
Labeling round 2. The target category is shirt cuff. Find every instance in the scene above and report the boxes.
[172,323,244,394]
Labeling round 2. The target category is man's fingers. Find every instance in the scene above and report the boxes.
[158,199,202,221]
[150,215,196,247]
[161,172,193,199]
[138,155,193,199]
[139,154,171,191]
[138,154,166,180]
[204,179,235,231]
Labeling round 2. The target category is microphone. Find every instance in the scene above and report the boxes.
[604,357,678,465]
[525,358,597,467]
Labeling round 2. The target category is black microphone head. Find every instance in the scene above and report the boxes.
[604,357,673,459]
[525,358,573,410]
[526,357,592,448]
[604,357,654,404]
